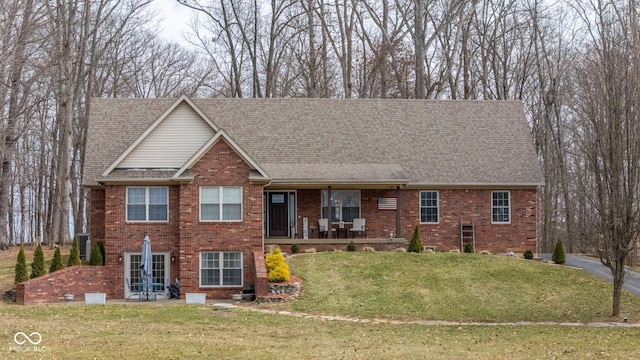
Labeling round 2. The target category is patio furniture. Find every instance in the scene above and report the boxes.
[318,218,336,238]
[350,218,366,238]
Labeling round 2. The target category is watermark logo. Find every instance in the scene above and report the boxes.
[14,332,42,345]
[9,332,45,353]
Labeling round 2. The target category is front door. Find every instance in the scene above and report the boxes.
[269,192,288,236]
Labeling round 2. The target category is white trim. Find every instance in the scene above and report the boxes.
[173,129,270,180]
[419,190,439,224]
[125,186,169,223]
[199,251,243,288]
[199,186,243,222]
[102,95,219,177]
[491,190,511,224]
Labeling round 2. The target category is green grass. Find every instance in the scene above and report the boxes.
[282,252,640,323]
[2,249,640,359]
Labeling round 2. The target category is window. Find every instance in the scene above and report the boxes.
[321,190,360,222]
[420,191,439,223]
[126,187,168,222]
[492,191,510,223]
[200,252,243,287]
[200,186,242,221]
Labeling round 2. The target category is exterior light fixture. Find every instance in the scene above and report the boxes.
[171,253,176,263]
[118,252,123,263]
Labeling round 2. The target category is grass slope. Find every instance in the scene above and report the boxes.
[286,252,640,323]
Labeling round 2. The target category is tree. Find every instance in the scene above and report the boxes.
[30,244,46,279]
[408,225,423,253]
[571,0,640,317]
[68,236,82,266]
[551,240,565,265]
[89,242,103,266]
[49,246,64,273]
[15,246,28,284]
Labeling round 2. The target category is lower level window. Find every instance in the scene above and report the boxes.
[200,251,242,287]
[492,191,510,223]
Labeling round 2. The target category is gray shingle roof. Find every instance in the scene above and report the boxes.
[83,98,543,188]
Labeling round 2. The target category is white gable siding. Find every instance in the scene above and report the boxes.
[119,103,215,168]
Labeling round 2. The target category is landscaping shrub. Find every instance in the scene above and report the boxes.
[463,243,474,253]
[304,248,317,253]
[49,247,64,273]
[361,246,376,252]
[265,247,290,282]
[30,245,46,279]
[395,247,407,253]
[68,236,82,266]
[552,240,566,264]
[15,246,28,284]
[523,249,534,260]
[347,241,356,252]
[89,243,104,265]
[291,243,300,254]
[407,225,424,253]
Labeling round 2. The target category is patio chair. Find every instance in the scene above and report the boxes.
[318,218,336,238]
[350,218,366,238]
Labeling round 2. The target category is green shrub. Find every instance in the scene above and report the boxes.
[89,243,104,266]
[265,247,290,282]
[463,243,474,253]
[68,236,82,266]
[291,243,300,254]
[30,245,46,279]
[552,240,566,264]
[15,246,28,284]
[407,225,423,253]
[347,241,356,252]
[523,249,534,260]
[49,247,64,273]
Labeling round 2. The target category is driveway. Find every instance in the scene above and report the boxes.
[539,254,640,296]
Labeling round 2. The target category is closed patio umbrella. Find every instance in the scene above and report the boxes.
[140,234,153,300]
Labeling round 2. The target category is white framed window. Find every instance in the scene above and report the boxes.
[420,191,439,223]
[200,186,242,221]
[492,191,510,223]
[200,251,243,287]
[321,190,360,223]
[126,187,168,222]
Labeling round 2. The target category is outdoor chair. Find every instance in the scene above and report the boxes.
[318,218,336,238]
[350,218,366,238]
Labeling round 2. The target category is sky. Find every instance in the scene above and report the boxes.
[153,0,194,42]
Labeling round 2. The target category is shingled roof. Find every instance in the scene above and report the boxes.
[83,97,543,188]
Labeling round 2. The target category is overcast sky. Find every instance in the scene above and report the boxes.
[153,0,193,42]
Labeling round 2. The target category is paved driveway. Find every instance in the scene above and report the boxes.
[539,254,640,296]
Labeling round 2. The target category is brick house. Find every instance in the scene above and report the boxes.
[82,96,543,300]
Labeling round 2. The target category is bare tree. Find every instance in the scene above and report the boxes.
[571,0,640,316]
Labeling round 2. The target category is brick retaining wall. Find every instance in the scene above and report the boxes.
[15,266,110,305]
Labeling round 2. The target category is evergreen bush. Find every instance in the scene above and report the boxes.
[407,225,424,253]
[89,243,104,266]
[347,241,356,252]
[523,249,534,260]
[463,243,474,253]
[290,243,300,254]
[30,245,46,279]
[49,247,64,273]
[552,240,566,264]
[15,246,28,284]
[265,247,290,282]
[68,236,82,266]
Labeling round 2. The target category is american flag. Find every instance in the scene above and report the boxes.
[378,197,397,210]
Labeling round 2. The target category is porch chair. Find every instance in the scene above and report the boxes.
[318,218,336,238]
[350,218,366,238]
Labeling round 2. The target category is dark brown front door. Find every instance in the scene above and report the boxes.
[269,193,288,237]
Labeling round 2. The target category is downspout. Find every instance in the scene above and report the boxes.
[396,186,401,238]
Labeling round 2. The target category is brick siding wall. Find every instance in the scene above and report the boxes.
[296,188,537,253]
[15,266,109,305]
